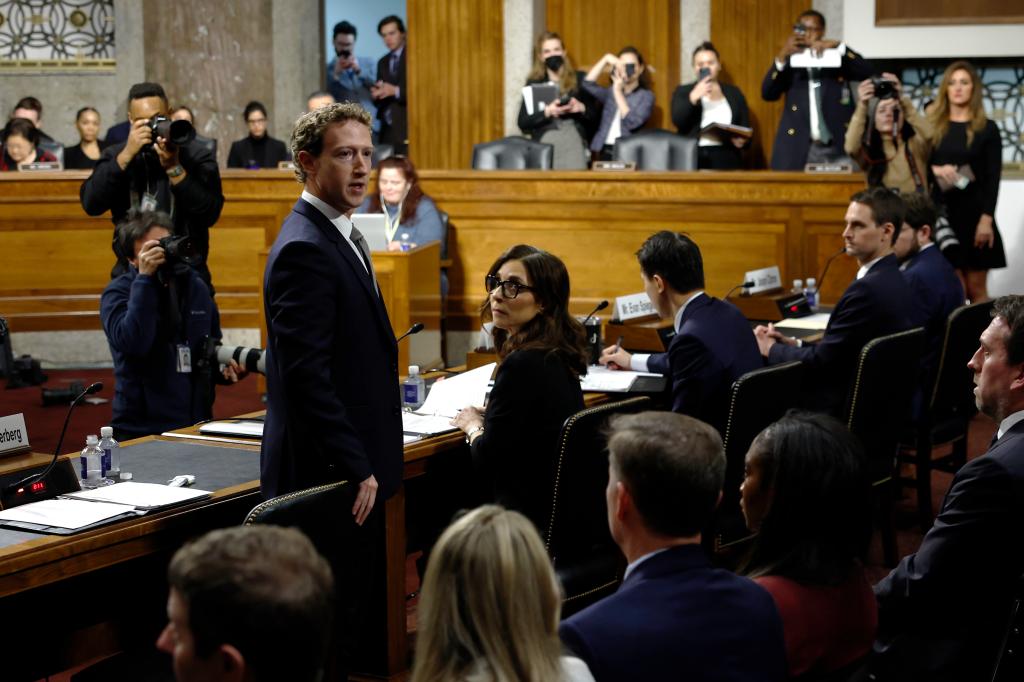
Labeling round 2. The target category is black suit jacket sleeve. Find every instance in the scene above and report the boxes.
[79,145,130,216]
[265,239,373,483]
[761,60,794,102]
[668,334,726,416]
[173,145,224,230]
[768,277,871,370]
[977,120,1002,216]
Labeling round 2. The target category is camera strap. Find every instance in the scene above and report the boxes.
[905,143,926,194]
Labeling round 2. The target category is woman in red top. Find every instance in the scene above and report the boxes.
[1,118,58,171]
[739,411,877,677]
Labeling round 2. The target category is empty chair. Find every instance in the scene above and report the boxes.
[544,396,651,616]
[472,136,553,170]
[898,300,994,530]
[613,128,698,170]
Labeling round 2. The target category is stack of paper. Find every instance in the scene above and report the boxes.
[402,363,495,436]
[581,365,667,393]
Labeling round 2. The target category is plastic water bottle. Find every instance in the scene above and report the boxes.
[403,365,425,411]
[99,426,120,479]
[398,232,412,252]
[80,434,104,488]
[803,277,818,310]
[791,278,804,294]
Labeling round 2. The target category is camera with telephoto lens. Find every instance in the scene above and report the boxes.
[200,337,266,375]
[871,77,897,100]
[158,234,199,267]
[148,115,196,147]
[42,381,83,407]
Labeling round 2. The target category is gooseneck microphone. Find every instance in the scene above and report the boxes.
[4,381,103,497]
[815,246,848,297]
[396,322,424,344]
[582,300,609,326]
[724,280,756,300]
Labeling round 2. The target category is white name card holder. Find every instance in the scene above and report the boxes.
[743,266,783,295]
[613,293,657,322]
[0,413,31,458]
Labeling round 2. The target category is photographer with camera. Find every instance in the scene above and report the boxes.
[845,72,932,194]
[327,21,378,135]
[81,82,224,293]
[101,211,245,441]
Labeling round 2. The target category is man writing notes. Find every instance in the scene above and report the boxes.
[260,102,402,525]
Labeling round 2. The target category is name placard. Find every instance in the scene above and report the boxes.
[19,161,62,172]
[613,293,656,322]
[0,413,31,457]
[743,266,783,295]
[591,160,636,171]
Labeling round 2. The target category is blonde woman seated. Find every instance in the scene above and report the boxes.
[411,505,595,682]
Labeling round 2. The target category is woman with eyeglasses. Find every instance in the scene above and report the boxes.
[1,118,58,171]
[452,245,588,529]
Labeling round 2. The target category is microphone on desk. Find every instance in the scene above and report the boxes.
[3,382,103,499]
[815,246,848,298]
[582,300,609,326]
[724,280,756,300]
[396,322,425,344]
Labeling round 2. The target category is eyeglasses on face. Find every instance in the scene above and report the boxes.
[485,274,534,299]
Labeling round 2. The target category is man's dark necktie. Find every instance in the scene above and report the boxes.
[348,225,379,293]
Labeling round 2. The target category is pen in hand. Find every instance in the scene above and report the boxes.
[609,335,625,370]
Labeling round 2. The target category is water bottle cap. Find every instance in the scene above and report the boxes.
[806,278,816,286]
[793,279,803,286]
[408,365,419,375]
[100,426,113,437]
[86,434,99,444]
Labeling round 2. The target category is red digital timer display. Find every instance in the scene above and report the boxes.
[30,481,46,493]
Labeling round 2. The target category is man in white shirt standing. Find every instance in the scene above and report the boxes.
[874,295,1024,681]
[761,9,873,169]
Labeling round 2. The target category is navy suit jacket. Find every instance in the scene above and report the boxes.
[901,245,965,384]
[874,420,1024,680]
[762,47,873,170]
[646,295,763,433]
[560,544,787,682]
[768,254,914,414]
[260,198,403,500]
[376,48,407,149]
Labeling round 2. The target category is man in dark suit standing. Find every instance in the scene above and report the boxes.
[559,411,786,681]
[599,231,763,434]
[756,188,915,414]
[872,295,1024,681]
[762,9,873,170]
[371,15,407,155]
[261,102,402,524]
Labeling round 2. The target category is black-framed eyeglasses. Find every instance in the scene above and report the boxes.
[485,274,534,299]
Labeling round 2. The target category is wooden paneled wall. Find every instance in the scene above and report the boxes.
[545,0,680,130]
[406,0,506,169]
[711,0,808,167]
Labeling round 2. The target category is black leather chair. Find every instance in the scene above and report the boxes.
[898,300,993,531]
[613,129,698,170]
[472,136,553,170]
[845,327,926,567]
[544,396,651,617]
[372,143,395,166]
[193,134,217,159]
[711,361,805,557]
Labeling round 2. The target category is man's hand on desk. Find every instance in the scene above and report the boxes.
[599,345,632,371]
[353,474,378,526]
[753,323,798,357]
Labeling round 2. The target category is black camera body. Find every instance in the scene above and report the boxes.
[148,115,196,147]
[338,49,352,59]
[158,234,199,268]
[872,77,897,100]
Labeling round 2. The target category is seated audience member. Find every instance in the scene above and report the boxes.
[80,81,224,291]
[582,46,655,160]
[739,411,876,678]
[762,10,872,169]
[357,155,447,295]
[845,73,932,193]
[452,245,588,529]
[894,192,965,396]
[158,525,334,682]
[874,295,1024,681]
[599,231,762,433]
[0,118,58,170]
[412,505,595,682]
[755,188,915,413]
[672,41,751,169]
[171,105,218,158]
[64,107,112,170]
[560,411,786,682]
[6,96,63,158]
[101,211,245,441]
[327,21,378,131]
[227,101,290,169]
[307,90,336,112]
[518,31,600,169]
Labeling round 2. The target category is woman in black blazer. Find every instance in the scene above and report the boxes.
[671,41,751,170]
[452,245,589,530]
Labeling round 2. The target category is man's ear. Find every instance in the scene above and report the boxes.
[1010,363,1024,392]
[881,221,896,245]
[615,480,631,521]
[217,643,246,682]
[296,150,317,178]
[652,273,667,295]
[919,224,933,244]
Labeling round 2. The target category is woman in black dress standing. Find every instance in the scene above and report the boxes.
[927,60,1004,302]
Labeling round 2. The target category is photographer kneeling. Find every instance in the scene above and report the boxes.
[845,72,932,194]
[101,211,246,441]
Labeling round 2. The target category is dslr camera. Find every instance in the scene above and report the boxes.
[157,234,199,268]
[147,115,196,147]
[871,77,897,100]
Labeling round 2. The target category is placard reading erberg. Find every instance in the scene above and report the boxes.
[0,413,31,457]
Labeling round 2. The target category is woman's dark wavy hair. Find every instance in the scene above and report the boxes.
[739,410,872,585]
[481,245,589,377]
[367,155,424,225]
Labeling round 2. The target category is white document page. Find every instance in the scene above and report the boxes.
[198,421,264,437]
[580,365,662,393]
[416,362,495,419]
[774,312,831,332]
[522,85,536,115]
[0,498,138,530]
[65,482,210,509]
[402,412,458,436]
[790,48,842,69]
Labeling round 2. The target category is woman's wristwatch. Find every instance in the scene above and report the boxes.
[465,426,484,444]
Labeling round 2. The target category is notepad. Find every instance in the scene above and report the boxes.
[402,363,496,436]
[198,420,264,438]
[580,365,667,393]
[774,312,831,332]
[65,481,210,510]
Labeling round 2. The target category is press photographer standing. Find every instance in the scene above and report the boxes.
[81,82,224,292]
[101,211,244,441]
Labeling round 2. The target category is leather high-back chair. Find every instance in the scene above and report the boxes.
[711,361,805,557]
[472,136,553,170]
[899,300,993,531]
[845,327,925,566]
[544,396,651,617]
[613,129,698,170]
